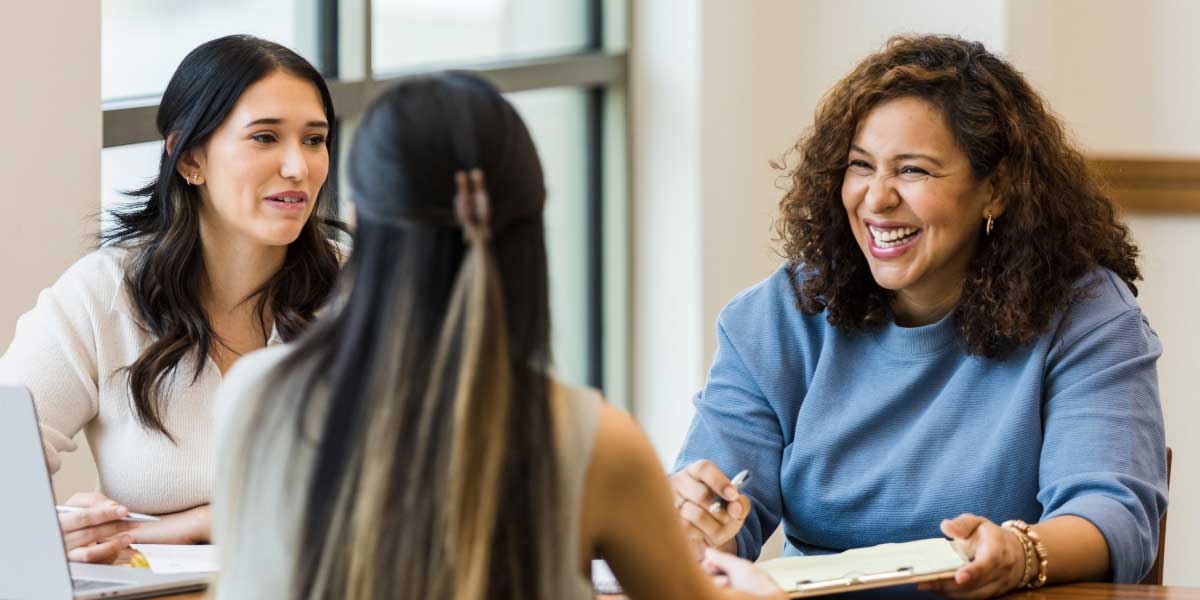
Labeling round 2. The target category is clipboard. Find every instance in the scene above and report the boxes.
[757,538,968,598]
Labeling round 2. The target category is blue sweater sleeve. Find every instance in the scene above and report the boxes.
[1038,307,1168,583]
[673,316,786,561]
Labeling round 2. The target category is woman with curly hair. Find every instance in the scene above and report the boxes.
[667,34,1166,597]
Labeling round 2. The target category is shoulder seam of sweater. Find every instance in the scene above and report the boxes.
[1053,306,1144,360]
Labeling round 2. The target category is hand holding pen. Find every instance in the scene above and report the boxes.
[669,460,753,559]
[707,469,751,513]
[55,492,150,564]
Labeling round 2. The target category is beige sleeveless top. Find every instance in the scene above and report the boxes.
[210,344,601,599]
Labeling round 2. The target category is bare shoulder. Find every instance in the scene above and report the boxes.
[588,403,665,494]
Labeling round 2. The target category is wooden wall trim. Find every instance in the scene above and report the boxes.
[1089,157,1200,214]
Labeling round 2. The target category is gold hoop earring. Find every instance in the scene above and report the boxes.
[985,211,995,236]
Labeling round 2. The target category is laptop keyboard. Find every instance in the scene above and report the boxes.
[73,577,128,592]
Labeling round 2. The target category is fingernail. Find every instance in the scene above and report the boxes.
[728,502,743,518]
[723,486,738,500]
[116,506,128,517]
[123,534,134,544]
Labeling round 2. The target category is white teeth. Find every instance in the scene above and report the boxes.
[868,225,919,247]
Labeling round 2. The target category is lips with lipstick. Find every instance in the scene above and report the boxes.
[264,191,309,210]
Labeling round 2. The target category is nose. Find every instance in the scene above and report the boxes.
[863,173,900,213]
[280,142,309,182]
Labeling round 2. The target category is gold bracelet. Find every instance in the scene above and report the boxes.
[1002,519,1049,588]
[1003,524,1034,587]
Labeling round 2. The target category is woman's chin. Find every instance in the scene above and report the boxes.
[250,226,306,248]
[866,264,914,292]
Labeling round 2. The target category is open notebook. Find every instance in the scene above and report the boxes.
[758,538,968,597]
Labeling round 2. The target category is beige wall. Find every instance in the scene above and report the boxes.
[632,0,1197,583]
[0,2,101,500]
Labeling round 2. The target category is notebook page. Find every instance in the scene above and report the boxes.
[758,538,966,591]
[130,544,219,574]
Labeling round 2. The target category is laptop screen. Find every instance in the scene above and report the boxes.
[0,385,77,600]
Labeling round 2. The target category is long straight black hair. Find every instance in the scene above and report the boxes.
[102,35,343,440]
[239,73,559,599]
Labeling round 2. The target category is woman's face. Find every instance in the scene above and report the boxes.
[841,96,999,312]
[184,70,330,248]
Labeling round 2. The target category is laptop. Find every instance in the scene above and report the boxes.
[1,385,211,599]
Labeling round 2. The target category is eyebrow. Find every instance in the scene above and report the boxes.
[849,145,945,168]
[244,117,329,129]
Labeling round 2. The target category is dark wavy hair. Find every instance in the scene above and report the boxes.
[776,34,1140,358]
[102,35,342,440]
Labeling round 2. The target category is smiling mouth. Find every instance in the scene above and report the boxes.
[868,224,921,248]
[265,195,306,204]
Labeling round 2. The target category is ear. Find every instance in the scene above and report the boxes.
[980,177,1006,219]
[167,132,206,186]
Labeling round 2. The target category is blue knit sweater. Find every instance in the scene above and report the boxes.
[674,265,1167,583]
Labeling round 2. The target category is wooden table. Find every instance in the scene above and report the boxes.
[111,549,1200,600]
[140,583,1200,600]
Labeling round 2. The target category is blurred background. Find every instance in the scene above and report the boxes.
[2,0,1195,586]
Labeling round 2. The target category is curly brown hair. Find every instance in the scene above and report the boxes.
[776,34,1140,358]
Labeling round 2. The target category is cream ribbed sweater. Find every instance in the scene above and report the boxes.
[0,246,282,515]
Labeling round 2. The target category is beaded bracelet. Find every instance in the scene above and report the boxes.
[1002,519,1049,589]
[1008,526,1034,586]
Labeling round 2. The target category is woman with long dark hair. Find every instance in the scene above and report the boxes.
[669,34,1166,597]
[212,73,784,600]
[0,35,341,562]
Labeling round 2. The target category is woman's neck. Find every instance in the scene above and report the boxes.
[891,283,963,327]
[198,221,287,316]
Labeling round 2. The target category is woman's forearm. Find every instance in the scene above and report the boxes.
[130,504,211,545]
[1031,515,1110,584]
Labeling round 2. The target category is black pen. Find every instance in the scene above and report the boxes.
[707,469,751,513]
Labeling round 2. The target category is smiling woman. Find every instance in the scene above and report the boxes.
[0,35,342,563]
[669,34,1167,599]
[841,96,1003,326]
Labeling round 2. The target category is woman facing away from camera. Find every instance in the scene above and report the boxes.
[0,35,342,562]
[668,35,1167,598]
[212,73,785,600]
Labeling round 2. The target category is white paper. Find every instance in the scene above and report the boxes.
[130,544,219,574]
[591,559,622,594]
[758,538,966,592]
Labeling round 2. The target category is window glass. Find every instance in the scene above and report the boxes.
[372,0,590,75]
[103,0,317,101]
[100,142,161,231]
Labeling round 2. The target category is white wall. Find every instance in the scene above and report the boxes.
[632,0,1198,583]
[1008,0,1200,585]
[0,2,101,501]
[629,0,705,466]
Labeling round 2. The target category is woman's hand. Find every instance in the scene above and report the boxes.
[59,492,138,564]
[130,505,211,545]
[668,460,751,560]
[701,548,785,599]
[917,514,1027,599]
